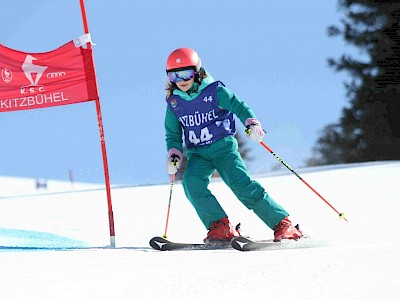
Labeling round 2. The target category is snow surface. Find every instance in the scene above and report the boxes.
[0,161,399,299]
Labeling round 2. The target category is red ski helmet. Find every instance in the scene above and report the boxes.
[166,48,201,72]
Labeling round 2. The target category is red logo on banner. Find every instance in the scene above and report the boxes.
[1,68,13,83]
[0,41,98,112]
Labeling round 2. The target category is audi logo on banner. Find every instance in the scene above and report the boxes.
[47,72,67,78]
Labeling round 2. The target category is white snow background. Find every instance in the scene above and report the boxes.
[0,161,399,300]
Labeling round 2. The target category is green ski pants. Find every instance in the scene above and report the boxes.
[182,136,289,230]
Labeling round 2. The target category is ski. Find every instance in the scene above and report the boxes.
[149,236,232,251]
[231,236,321,252]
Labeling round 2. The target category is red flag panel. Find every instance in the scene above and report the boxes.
[0,41,98,112]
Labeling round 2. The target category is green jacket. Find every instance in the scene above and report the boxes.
[164,73,256,152]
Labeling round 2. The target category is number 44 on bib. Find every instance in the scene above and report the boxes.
[188,127,213,145]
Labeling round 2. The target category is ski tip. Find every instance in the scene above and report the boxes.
[231,237,253,251]
[149,236,169,251]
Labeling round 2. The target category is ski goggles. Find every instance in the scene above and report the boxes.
[167,69,195,83]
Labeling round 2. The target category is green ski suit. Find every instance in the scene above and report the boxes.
[164,74,289,230]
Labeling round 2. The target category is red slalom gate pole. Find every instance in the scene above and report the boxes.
[259,141,347,222]
[163,174,175,238]
[79,0,116,247]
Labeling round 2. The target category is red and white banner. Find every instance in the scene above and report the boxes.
[0,40,98,112]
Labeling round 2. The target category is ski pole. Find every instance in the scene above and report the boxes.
[163,174,175,238]
[259,141,347,222]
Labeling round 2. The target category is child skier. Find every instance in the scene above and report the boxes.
[164,48,303,242]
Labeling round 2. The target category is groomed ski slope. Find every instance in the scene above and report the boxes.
[0,161,399,299]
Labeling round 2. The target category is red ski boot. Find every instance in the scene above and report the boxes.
[273,217,303,241]
[203,217,240,243]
